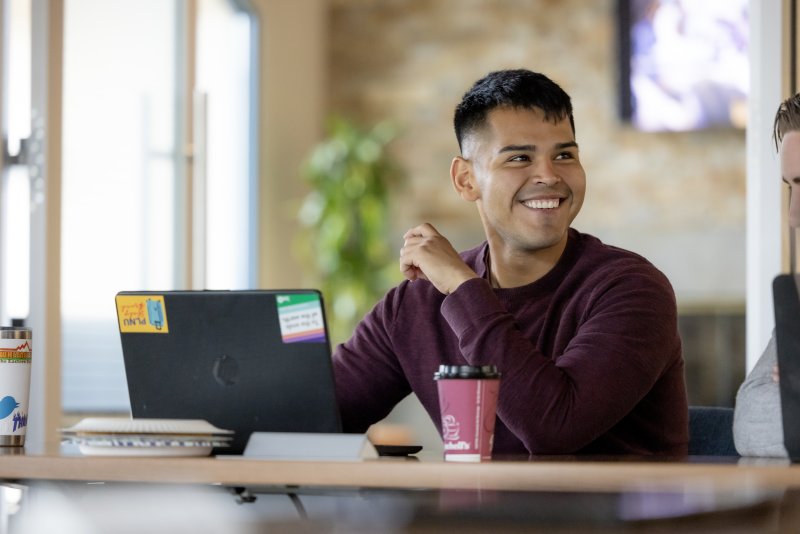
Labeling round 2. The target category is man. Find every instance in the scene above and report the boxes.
[733,93,800,457]
[333,69,688,455]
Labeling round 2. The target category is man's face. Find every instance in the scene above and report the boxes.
[780,130,800,228]
[462,106,586,255]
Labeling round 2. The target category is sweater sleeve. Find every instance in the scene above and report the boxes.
[441,269,681,454]
[733,332,788,457]
[331,287,412,433]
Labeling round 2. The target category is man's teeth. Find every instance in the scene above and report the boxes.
[522,199,560,209]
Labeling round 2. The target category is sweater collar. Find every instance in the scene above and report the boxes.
[478,228,581,293]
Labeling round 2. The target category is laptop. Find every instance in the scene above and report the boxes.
[115,289,342,455]
[774,274,800,460]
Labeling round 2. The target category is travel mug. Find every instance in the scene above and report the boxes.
[0,327,31,446]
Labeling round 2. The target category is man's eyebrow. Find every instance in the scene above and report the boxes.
[498,144,534,153]
[784,176,800,184]
[497,141,579,154]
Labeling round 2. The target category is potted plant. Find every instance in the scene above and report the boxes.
[296,116,403,345]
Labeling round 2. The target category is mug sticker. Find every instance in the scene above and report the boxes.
[0,340,31,362]
[276,293,326,343]
[116,295,170,333]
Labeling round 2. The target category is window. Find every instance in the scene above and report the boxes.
[0,0,32,326]
[60,0,258,412]
[197,0,257,290]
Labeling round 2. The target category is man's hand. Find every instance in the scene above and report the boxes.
[400,223,479,294]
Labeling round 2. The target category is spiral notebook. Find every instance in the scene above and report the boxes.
[115,289,342,455]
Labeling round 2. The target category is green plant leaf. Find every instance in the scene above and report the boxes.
[295,115,404,345]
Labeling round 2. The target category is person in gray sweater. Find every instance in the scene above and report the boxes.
[733,93,800,457]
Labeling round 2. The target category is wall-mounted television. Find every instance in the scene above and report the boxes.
[618,0,749,132]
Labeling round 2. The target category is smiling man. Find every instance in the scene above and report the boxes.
[332,69,688,456]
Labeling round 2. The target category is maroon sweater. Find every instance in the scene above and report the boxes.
[332,229,688,455]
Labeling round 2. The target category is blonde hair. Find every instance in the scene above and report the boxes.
[774,93,800,151]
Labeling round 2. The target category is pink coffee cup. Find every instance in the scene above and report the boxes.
[434,364,500,462]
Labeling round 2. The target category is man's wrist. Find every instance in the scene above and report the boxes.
[447,273,480,294]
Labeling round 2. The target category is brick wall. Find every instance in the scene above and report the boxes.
[327,0,746,307]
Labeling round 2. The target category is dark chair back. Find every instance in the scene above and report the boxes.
[687,406,739,456]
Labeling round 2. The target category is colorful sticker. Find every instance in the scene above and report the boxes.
[116,295,170,333]
[0,340,32,362]
[276,293,326,343]
[0,338,31,435]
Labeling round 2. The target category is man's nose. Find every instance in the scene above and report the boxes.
[531,158,560,185]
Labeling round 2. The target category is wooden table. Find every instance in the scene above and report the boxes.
[1,446,799,532]
[0,446,796,493]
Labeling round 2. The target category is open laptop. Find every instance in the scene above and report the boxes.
[115,289,342,455]
[774,274,800,460]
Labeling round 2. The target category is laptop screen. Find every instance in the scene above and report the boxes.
[115,289,342,454]
[773,274,800,459]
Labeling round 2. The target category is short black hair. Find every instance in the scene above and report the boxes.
[773,93,800,151]
[453,69,575,153]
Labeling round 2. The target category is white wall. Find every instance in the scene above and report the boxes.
[746,0,784,371]
[252,0,327,289]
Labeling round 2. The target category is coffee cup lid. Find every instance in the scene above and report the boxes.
[434,364,500,380]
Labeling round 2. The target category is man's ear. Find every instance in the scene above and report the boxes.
[451,156,480,202]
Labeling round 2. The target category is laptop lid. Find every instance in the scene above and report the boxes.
[774,274,800,459]
[115,289,342,454]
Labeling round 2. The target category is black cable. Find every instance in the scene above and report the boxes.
[287,492,308,520]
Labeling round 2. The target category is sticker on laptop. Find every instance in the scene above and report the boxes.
[116,295,170,333]
[276,293,326,343]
